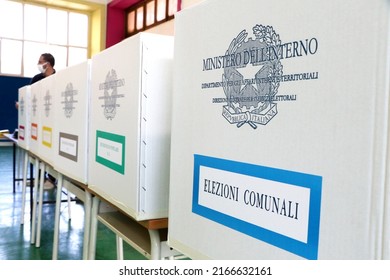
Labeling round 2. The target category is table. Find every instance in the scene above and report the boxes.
[3,133,34,221]
[2,133,18,193]
[29,162,79,253]
[88,195,182,260]
[2,133,29,191]
[52,173,92,260]
[3,134,182,260]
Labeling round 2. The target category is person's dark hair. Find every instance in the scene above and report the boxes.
[41,53,55,67]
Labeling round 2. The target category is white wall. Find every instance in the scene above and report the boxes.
[182,0,205,9]
[103,0,205,8]
[145,0,206,36]
[86,0,109,3]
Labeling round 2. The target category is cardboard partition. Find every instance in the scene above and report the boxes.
[36,74,56,166]
[168,0,390,260]
[28,82,41,156]
[52,60,90,184]
[18,86,31,150]
[88,32,174,221]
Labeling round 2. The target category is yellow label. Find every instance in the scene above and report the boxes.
[42,126,52,148]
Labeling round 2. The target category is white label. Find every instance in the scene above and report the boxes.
[42,129,52,144]
[198,166,310,243]
[60,137,77,157]
[19,127,25,139]
[97,137,123,165]
[31,125,37,139]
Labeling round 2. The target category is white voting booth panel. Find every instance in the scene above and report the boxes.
[52,61,90,184]
[88,33,174,221]
[29,82,41,156]
[18,86,31,150]
[168,0,390,260]
[37,74,56,166]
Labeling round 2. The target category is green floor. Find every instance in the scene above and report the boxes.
[0,145,147,260]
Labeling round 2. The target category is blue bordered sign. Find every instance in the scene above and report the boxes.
[192,154,322,259]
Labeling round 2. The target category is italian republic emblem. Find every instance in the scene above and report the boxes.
[62,82,78,118]
[222,25,283,129]
[20,97,25,116]
[32,94,37,117]
[43,90,52,117]
[99,69,123,120]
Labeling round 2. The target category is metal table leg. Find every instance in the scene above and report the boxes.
[52,173,63,260]
[35,162,45,248]
[88,196,100,260]
[20,151,29,225]
[148,229,161,260]
[30,157,40,244]
[12,142,16,193]
[83,191,92,260]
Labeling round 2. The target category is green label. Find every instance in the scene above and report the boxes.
[95,130,126,174]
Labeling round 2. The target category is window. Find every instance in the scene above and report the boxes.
[0,0,89,77]
[126,0,180,37]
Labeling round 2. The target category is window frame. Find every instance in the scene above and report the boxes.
[126,0,180,37]
[0,0,90,78]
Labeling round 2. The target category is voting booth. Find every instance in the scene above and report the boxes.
[88,33,174,221]
[167,0,390,259]
[18,85,31,150]
[36,75,56,166]
[52,61,90,184]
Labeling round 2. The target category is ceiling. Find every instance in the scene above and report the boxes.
[24,0,108,11]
